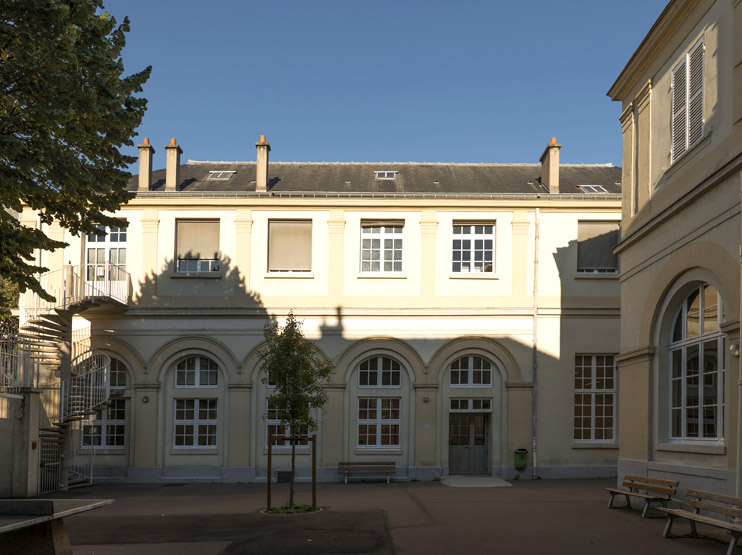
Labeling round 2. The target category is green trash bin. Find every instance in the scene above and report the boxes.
[514,448,528,470]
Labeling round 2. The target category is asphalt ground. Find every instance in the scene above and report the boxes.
[51,478,736,555]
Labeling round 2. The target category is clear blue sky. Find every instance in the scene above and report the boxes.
[104,0,668,170]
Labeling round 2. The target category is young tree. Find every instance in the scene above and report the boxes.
[259,312,333,511]
[0,0,151,300]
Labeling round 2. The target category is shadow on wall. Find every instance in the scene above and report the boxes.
[132,254,267,312]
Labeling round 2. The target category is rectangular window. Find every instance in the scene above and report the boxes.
[360,220,404,273]
[574,355,616,442]
[375,171,396,179]
[176,220,220,273]
[357,398,400,447]
[86,223,127,282]
[268,220,312,272]
[83,399,126,448]
[577,221,619,273]
[671,36,705,163]
[265,400,308,448]
[174,398,217,448]
[452,223,495,273]
[449,398,492,412]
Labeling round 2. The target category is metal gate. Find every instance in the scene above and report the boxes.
[38,435,62,494]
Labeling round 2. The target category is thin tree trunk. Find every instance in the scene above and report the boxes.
[290,440,296,510]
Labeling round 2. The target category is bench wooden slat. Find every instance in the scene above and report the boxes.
[685,499,742,519]
[686,489,742,506]
[659,507,742,533]
[622,482,675,496]
[605,489,666,501]
[624,475,679,487]
[338,461,396,484]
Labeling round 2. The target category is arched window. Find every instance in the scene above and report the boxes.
[358,356,401,388]
[175,356,219,387]
[669,284,724,440]
[450,355,492,386]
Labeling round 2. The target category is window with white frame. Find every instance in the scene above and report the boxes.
[86,223,127,282]
[175,356,219,387]
[82,358,127,449]
[173,398,217,448]
[375,171,396,179]
[577,221,619,274]
[176,219,220,273]
[452,223,495,273]
[670,284,724,440]
[265,400,309,448]
[358,398,400,447]
[450,356,492,386]
[360,221,404,273]
[359,356,401,387]
[574,355,616,441]
[671,36,705,163]
[268,220,312,272]
[83,398,126,448]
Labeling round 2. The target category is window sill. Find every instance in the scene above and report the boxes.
[357,273,407,279]
[657,442,726,455]
[171,272,222,279]
[170,448,219,455]
[449,273,498,280]
[665,131,712,177]
[571,442,618,449]
[80,447,126,453]
[264,272,314,279]
[575,273,619,280]
[355,448,402,455]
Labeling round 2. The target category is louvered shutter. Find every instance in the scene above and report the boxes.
[687,38,705,147]
[671,58,687,162]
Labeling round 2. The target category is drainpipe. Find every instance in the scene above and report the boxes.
[532,208,540,479]
[737,170,742,498]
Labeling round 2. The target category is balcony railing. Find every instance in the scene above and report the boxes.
[23,263,131,323]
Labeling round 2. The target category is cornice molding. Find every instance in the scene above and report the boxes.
[616,345,655,365]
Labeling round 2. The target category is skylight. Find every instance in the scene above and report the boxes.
[208,171,235,180]
[578,185,607,193]
[375,171,396,179]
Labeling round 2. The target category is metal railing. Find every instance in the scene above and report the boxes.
[0,330,37,392]
[39,353,110,424]
[59,354,111,423]
[22,263,131,323]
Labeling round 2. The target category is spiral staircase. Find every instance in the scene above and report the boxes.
[0,263,130,494]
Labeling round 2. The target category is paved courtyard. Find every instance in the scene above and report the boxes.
[52,477,734,554]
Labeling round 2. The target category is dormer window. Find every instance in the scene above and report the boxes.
[578,185,607,193]
[375,171,396,179]
[208,171,235,180]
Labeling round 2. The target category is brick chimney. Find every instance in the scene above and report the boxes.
[137,138,155,192]
[255,134,271,192]
[539,137,561,193]
[164,138,182,192]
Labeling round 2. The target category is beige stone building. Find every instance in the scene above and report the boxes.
[608,0,742,494]
[3,135,623,490]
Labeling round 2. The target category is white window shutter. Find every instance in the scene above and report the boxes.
[687,38,705,147]
[671,58,687,162]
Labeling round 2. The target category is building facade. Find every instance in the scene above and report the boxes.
[8,136,623,486]
[608,0,742,495]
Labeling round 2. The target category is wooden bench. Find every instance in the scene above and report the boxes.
[605,475,678,517]
[658,489,742,555]
[338,461,396,484]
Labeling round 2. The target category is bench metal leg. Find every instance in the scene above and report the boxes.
[624,494,632,510]
[663,516,675,538]
[607,493,616,509]
[641,501,651,518]
[727,532,740,555]
[344,472,348,485]
[386,473,390,484]
[689,520,697,537]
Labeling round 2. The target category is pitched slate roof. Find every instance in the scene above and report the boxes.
[128,161,621,195]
